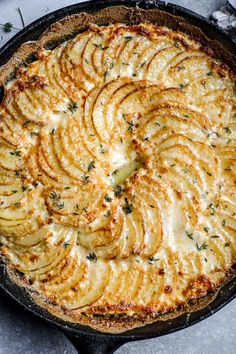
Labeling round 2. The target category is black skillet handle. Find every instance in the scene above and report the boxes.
[64,332,128,354]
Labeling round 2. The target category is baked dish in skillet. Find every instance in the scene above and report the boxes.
[0,6,235,333]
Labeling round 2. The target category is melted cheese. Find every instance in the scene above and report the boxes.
[0,23,235,329]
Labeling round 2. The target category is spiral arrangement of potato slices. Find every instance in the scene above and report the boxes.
[0,23,235,330]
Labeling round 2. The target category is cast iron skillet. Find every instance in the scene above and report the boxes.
[0,1,235,353]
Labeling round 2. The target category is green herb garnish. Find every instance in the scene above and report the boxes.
[113,185,124,198]
[99,144,105,154]
[93,43,109,50]
[177,65,185,71]
[196,242,208,251]
[124,36,133,42]
[112,169,120,176]
[86,252,97,262]
[10,150,21,156]
[148,256,159,264]
[0,23,20,32]
[127,120,135,132]
[186,231,193,240]
[68,102,78,113]
[122,197,133,214]
[105,194,112,202]
[179,83,187,90]
[17,7,25,28]
[104,210,111,218]
[50,191,64,209]
[223,127,232,134]
[208,203,216,216]
[63,242,70,249]
[88,161,95,172]
[30,132,39,138]
[81,174,90,184]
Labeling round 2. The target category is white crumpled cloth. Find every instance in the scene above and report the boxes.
[212,0,236,30]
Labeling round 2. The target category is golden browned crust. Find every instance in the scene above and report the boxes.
[6,265,235,333]
[0,5,236,333]
[0,5,235,85]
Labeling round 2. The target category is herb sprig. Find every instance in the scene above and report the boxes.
[86,252,97,262]
[50,191,64,209]
[68,102,78,113]
[122,197,133,214]
[113,185,124,198]
[0,23,20,32]
[196,242,208,251]
[88,161,95,172]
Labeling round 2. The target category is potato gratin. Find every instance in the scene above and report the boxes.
[0,23,235,332]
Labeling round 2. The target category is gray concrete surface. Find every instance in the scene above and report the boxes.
[0,1,235,353]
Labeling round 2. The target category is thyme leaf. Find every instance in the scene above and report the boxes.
[30,132,39,138]
[177,65,185,71]
[196,242,208,251]
[68,102,78,113]
[223,127,231,134]
[105,194,112,202]
[207,203,216,216]
[124,36,133,42]
[186,231,193,240]
[17,7,25,28]
[10,150,21,156]
[0,23,20,32]
[122,197,133,214]
[113,185,124,198]
[81,174,90,184]
[112,169,120,176]
[99,144,105,154]
[127,120,135,132]
[93,43,109,50]
[179,83,187,90]
[50,191,64,209]
[86,252,97,262]
[148,256,159,264]
[63,242,70,249]
[88,161,95,172]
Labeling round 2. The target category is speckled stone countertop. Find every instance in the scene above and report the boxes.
[0,1,235,353]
